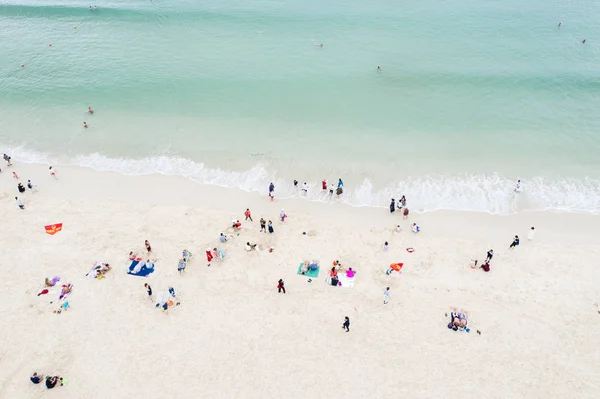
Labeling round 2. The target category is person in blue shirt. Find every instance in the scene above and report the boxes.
[338,178,344,189]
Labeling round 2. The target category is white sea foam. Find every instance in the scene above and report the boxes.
[3,146,600,215]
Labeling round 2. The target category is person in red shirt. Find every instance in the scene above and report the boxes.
[322,180,327,190]
[244,208,253,222]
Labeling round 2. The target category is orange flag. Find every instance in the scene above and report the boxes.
[45,223,63,235]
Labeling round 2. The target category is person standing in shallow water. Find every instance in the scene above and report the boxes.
[390,198,395,213]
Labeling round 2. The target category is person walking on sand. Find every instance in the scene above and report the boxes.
[177,259,186,273]
[244,208,253,222]
[277,279,286,294]
[400,195,406,209]
[302,182,308,194]
[382,241,389,251]
[144,283,153,300]
[280,209,287,222]
[528,227,535,240]
[3,153,12,166]
[268,220,274,233]
[206,248,213,266]
[269,182,275,196]
[342,316,350,332]
[485,249,494,262]
[15,197,24,210]
[49,166,57,179]
[509,235,520,249]
[390,198,396,213]
[514,179,521,192]
[12,171,19,179]
[403,207,409,219]
[383,287,390,304]
[260,218,266,232]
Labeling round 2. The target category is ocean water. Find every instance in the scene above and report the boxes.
[1,0,600,213]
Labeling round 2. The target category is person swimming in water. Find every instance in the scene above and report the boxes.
[88,107,94,114]
[582,39,587,44]
[83,122,88,128]
[558,22,561,28]
[377,66,382,71]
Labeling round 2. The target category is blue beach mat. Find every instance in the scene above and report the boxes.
[127,260,155,277]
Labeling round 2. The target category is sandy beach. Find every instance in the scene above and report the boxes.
[1,162,599,399]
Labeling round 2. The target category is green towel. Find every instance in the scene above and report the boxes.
[297,263,320,278]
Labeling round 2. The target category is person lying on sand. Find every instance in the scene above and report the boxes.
[95,263,111,276]
[448,311,469,331]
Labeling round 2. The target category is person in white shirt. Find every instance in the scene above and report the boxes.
[383,287,390,304]
[382,241,389,251]
[329,183,335,195]
[302,182,308,194]
[514,179,521,192]
[528,226,535,240]
[412,223,420,233]
[15,197,24,209]
[395,225,401,233]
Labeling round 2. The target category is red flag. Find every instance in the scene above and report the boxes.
[45,223,63,235]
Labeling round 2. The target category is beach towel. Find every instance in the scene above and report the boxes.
[390,263,403,272]
[297,263,320,278]
[325,273,355,288]
[155,290,176,308]
[127,260,155,277]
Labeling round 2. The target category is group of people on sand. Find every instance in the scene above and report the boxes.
[3,154,42,210]
[266,178,345,200]
[30,372,64,389]
[389,195,409,218]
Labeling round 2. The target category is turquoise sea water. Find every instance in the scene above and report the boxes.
[1,0,600,213]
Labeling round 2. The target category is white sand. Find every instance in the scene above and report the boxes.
[1,163,599,399]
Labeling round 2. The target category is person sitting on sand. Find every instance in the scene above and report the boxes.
[245,242,257,252]
[129,251,137,261]
[177,259,186,273]
[232,220,242,230]
[346,267,356,278]
[411,223,420,233]
[480,261,490,272]
[45,278,55,287]
[219,233,227,243]
[330,266,338,278]
[145,240,152,253]
[448,311,468,331]
[30,372,43,384]
[45,375,63,389]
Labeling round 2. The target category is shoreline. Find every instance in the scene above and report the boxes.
[2,150,600,215]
